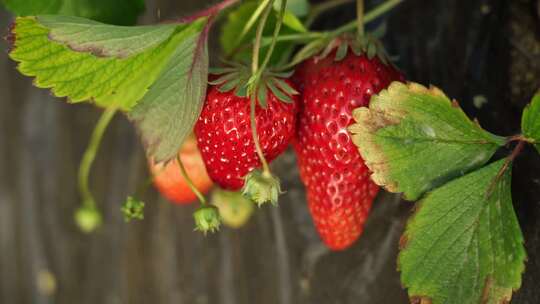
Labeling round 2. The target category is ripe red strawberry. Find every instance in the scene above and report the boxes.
[294,47,404,250]
[194,76,298,191]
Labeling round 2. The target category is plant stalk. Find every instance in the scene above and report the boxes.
[78,106,118,209]
[333,0,403,36]
[356,0,365,36]
[252,0,274,75]
[177,155,207,204]
[250,96,271,174]
[259,0,287,74]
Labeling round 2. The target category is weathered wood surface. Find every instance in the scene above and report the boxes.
[0,1,539,303]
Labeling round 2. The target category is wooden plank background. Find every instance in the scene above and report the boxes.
[0,0,539,303]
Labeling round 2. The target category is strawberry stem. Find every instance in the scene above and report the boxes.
[259,0,287,75]
[333,0,403,36]
[76,105,118,231]
[251,0,274,75]
[250,95,271,174]
[486,140,526,197]
[248,0,286,176]
[176,154,207,205]
[356,0,365,37]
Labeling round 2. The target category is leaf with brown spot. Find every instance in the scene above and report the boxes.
[349,81,506,200]
[399,160,525,304]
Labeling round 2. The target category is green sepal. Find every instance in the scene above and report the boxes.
[241,169,282,206]
[121,196,145,222]
[272,77,299,95]
[267,78,292,103]
[257,84,269,108]
[293,33,395,66]
[335,42,349,61]
[193,205,221,234]
[208,62,298,107]
[208,72,239,86]
[208,67,237,75]
[218,77,241,93]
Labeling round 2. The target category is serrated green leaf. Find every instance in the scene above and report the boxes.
[2,0,144,25]
[350,82,506,200]
[9,16,201,111]
[399,159,525,304]
[521,90,540,153]
[128,22,209,162]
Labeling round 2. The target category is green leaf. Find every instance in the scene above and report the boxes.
[281,10,307,33]
[273,0,309,17]
[128,21,209,162]
[2,0,144,25]
[399,159,525,304]
[9,16,202,111]
[349,82,506,200]
[9,16,209,162]
[521,90,540,153]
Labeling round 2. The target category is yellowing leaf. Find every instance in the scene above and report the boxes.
[350,82,505,200]
[399,159,525,304]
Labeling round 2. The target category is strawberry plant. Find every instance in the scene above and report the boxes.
[2,0,539,303]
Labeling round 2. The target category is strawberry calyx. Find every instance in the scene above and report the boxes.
[193,205,221,234]
[121,196,145,222]
[241,169,282,206]
[209,63,298,108]
[285,27,395,70]
[319,33,393,65]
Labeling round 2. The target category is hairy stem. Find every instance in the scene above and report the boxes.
[252,0,274,74]
[78,106,118,209]
[356,0,365,36]
[250,95,271,174]
[259,0,287,74]
[333,0,403,36]
[177,155,207,204]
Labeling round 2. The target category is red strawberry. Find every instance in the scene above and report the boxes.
[294,48,404,250]
[194,77,298,192]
